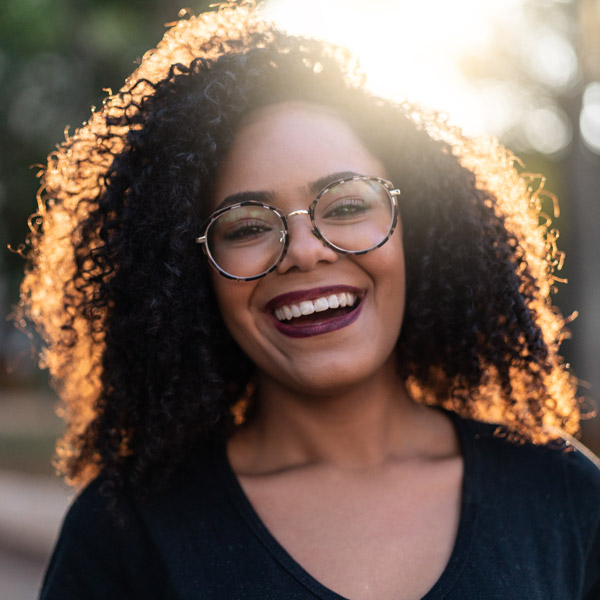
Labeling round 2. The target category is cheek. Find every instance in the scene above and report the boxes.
[378,231,406,289]
[210,274,253,338]
[374,235,406,327]
[210,273,273,374]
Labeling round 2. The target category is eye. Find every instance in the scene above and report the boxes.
[222,219,274,242]
[321,196,371,219]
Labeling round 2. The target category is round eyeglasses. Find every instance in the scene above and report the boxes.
[196,175,400,281]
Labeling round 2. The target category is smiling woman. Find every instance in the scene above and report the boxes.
[209,103,406,396]
[15,2,600,599]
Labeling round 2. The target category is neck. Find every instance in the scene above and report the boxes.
[229,357,435,474]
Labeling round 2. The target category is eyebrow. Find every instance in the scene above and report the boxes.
[307,171,363,194]
[215,170,365,211]
[214,190,277,211]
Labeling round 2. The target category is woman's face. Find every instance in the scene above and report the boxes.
[210,103,406,395]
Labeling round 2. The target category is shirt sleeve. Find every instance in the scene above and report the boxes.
[39,479,166,600]
[581,498,600,599]
[582,531,600,600]
[562,446,600,600]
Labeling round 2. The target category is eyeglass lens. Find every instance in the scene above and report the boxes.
[314,179,393,253]
[205,178,394,279]
[207,205,285,279]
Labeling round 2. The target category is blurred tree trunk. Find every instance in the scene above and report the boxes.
[570,0,600,449]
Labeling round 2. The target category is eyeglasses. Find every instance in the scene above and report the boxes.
[196,175,400,281]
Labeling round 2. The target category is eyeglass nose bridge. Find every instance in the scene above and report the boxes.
[285,208,310,219]
[283,208,326,246]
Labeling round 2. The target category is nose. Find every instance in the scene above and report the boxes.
[276,211,339,274]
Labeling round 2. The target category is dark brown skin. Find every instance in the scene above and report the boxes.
[229,398,461,600]
[216,103,463,600]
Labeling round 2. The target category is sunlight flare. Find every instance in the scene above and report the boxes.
[265,0,524,136]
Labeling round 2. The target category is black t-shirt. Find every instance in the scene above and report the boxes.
[40,412,600,599]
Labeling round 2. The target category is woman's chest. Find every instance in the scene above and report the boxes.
[238,457,463,600]
[137,445,592,600]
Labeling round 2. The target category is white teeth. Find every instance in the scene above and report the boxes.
[273,292,359,321]
[299,301,315,315]
[314,298,329,312]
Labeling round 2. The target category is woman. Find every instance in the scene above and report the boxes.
[18,3,600,599]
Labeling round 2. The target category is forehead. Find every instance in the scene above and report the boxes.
[212,102,386,206]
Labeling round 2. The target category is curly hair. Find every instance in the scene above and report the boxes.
[17,1,580,494]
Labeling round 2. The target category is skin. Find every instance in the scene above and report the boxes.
[210,103,463,600]
[211,102,406,399]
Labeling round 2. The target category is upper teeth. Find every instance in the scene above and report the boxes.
[274,292,358,321]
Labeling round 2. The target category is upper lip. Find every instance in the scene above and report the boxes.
[264,285,365,312]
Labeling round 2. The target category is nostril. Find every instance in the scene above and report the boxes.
[275,223,339,274]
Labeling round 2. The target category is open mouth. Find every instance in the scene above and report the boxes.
[273,291,358,324]
[266,287,363,338]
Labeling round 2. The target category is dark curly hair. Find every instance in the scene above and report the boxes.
[16,1,580,494]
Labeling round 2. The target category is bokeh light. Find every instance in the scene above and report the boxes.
[525,29,580,91]
[524,106,572,157]
[580,81,600,154]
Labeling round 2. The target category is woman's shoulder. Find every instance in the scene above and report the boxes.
[451,411,600,517]
[41,475,159,599]
[41,445,223,599]
[447,412,600,598]
[63,442,223,519]
[455,411,600,473]
[49,475,138,554]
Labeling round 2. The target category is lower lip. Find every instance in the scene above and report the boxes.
[272,302,363,338]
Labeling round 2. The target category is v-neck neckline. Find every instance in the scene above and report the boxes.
[214,409,480,599]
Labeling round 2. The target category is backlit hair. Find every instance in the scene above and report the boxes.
[16,1,580,494]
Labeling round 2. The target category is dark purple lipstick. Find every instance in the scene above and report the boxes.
[265,285,364,338]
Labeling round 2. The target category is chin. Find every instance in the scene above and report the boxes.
[276,354,397,398]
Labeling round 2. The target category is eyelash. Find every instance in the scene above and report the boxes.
[222,219,273,241]
[321,196,369,218]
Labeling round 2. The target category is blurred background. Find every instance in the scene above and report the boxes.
[1,0,599,596]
